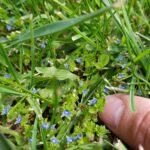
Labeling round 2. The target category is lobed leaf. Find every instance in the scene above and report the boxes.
[35,67,78,80]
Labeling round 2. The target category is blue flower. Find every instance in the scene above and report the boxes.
[50,124,56,130]
[67,137,74,144]
[15,116,22,124]
[82,89,88,96]
[79,81,83,86]
[4,74,11,79]
[117,56,125,61]
[119,84,127,89]
[41,123,49,129]
[88,97,97,105]
[75,134,82,140]
[115,39,121,44]
[104,86,108,93]
[28,138,32,143]
[6,25,12,31]
[51,137,58,144]
[3,106,11,115]
[121,62,128,68]
[118,73,125,79]
[32,89,39,94]
[65,63,70,69]
[40,43,46,48]
[76,57,82,64]
[61,110,71,117]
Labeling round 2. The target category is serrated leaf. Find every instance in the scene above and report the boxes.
[95,54,109,70]
[35,67,78,80]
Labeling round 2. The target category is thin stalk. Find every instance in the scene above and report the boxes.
[0,77,52,103]
[0,44,19,83]
[32,116,38,150]
[129,77,136,111]
[19,46,23,74]
[30,16,35,88]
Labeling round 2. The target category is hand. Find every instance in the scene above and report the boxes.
[99,94,150,150]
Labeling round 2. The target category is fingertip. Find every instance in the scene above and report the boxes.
[99,94,150,150]
[100,95,125,129]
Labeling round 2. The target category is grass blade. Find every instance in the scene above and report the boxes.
[0,125,21,145]
[0,44,19,83]
[0,133,15,150]
[32,116,38,150]
[13,6,114,44]
[29,17,35,88]
[129,77,136,111]
[0,85,23,95]
[133,48,150,63]
[27,97,42,119]
[40,124,48,150]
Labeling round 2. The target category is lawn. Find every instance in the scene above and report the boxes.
[0,0,150,150]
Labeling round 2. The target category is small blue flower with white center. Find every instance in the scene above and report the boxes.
[119,84,127,89]
[65,63,70,69]
[40,43,46,48]
[88,97,97,106]
[32,89,38,94]
[42,123,49,129]
[118,73,125,79]
[51,137,58,144]
[50,124,56,130]
[76,57,82,64]
[117,56,125,61]
[121,62,128,68]
[15,116,22,124]
[79,81,83,86]
[115,39,121,44]
[6,25,12,31]
[67,137,74,144]
[3,106,11,115]
[75,134,82,140]
[82,89,88,96]
[61,110,71,117]
[104,86,108,93]
[28,138,32,143]
[4,74,11,79]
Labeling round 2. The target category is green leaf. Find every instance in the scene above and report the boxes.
[27,97,42,119]
[10,6,113,45]
[0,126,21,145]
[0,55,7,66]
[32,117,38,150]
[66,143,103,150]
[129,77,136,111]
[35,67,78,80]
[0,85,23,95]
[0,44,19,83]
[0,133,15,150]
[39,88,53,99]
[95,54,109,70]
[40,124,48,150]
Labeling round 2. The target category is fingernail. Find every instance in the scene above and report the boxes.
[101,96,125,129]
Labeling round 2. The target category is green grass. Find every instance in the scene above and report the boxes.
[0,0,149,150]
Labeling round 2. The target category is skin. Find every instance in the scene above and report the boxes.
[99,94,150,150]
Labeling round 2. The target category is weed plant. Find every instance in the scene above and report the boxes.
[0,0,149,150]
